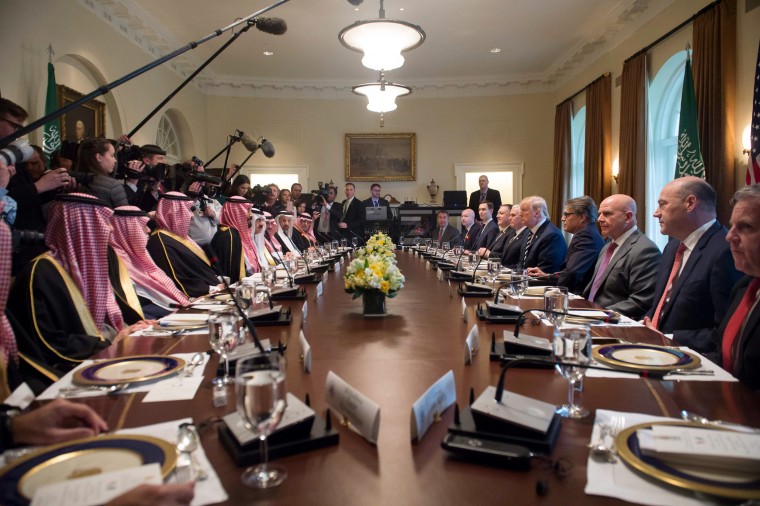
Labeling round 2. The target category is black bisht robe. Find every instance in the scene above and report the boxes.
[146,229,219,298]
[209,226,246,284]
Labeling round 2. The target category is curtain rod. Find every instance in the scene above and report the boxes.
[558,72,611,106]
[624,0,721,64]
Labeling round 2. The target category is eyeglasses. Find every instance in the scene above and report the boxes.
[0,117,24,132]
[562,212,577,217]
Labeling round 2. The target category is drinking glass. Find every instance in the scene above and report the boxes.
[508,268,529,302]
[487,259,501,286]
[340,238,347,249]
[282,258,297,280]
[331,240,339,252]
[442,242,450,258]
[209,313,238,385]
[234,279,255,311]
[236,355,288,488]
[552,324,592,418]
[351,237,358,248]
[261,268,276,297]
[544,287,569,327]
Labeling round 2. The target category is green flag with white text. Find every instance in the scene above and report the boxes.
[43,62,61,164]
[674,54,705,179]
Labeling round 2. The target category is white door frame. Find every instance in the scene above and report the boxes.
[240,165,310,188]
[454,162,524,204]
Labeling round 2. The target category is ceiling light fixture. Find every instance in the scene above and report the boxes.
[339,0,425,71]
[352,71,411,127]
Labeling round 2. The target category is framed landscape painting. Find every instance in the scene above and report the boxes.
[345,133,416,181]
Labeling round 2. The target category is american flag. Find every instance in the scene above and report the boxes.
[749,40,760,185]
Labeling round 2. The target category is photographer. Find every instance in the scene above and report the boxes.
[122,143,166,206]
[313,186,341,243]
[184,159,222,247]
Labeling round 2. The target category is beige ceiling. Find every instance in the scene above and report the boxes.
[94,0,674,96]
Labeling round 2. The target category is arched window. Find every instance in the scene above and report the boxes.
[570,106,586,199]
[156,114,180,165]
[647,50,686,250]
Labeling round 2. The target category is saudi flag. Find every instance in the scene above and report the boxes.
[42,62,61,163]
[674,54,705,179]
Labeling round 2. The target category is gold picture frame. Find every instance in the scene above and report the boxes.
[57,84,106,142]
[345,133,416,181]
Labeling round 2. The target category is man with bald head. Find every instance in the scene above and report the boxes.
[583,194,661,319]
[643,177,741,349]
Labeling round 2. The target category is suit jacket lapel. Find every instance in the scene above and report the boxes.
[596,231,637,286]
[664,222,720,315]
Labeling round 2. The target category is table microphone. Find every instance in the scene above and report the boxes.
[454,247,467,271]
[261,290,274,310]
[470,256,484,282]
[208,256,266,354]
[345,227,365,246]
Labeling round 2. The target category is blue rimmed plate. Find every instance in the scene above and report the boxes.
[72,355,185,386]
[0,434,176,505]
[616,421,760,500]
[592,344,700,372]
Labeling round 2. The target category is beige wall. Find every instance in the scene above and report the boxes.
[206,94,554,204]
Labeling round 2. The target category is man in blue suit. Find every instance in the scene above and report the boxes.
[644,177,741,352]
[528,195,604,293]
[518,196,566,273]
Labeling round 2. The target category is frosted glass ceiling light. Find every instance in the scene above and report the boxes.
[339,0,425,71]
[352,72,411,113]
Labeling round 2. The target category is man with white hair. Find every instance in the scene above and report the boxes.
[518,195,566,272]
[274,211,302,257]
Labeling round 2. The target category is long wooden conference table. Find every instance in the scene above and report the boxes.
[77,250,759,505]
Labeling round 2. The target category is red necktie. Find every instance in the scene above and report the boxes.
[651,242,687,329]
[438,227,443,242]
[588,242,617,302]
[721,278,760,373]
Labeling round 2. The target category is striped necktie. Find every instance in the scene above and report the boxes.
[521,230,535,267]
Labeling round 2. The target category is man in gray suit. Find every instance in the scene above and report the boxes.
[429,210,462,246]
[583,194,662,319]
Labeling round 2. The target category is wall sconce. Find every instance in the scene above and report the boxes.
[612,158,620,184]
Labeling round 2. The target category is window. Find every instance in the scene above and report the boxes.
[156,114,180,165]
[647,50,686,250]
[570,106,586,199]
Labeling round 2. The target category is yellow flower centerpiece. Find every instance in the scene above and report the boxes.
[344,232,405,316]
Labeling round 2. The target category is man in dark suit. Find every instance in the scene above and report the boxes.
[429,210,462,246]
[643,177,741,350]
[460,208,482,251]
[583,194,662,319]
[363,183,392,221]
[468,175,502,215]
[517,196,566,273]
[313,186,342,243]
[501,204,528,267]
[671,185,760,390]
[528,196,604,293]
[474,201,498,250]
[339,182,365,243]
[477,204,512,258]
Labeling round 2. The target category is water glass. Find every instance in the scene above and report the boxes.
[508,268,529,302]
[234,279,255,311]
[236,355,288,488]
[552,324,591,418]
[351,237,358,248]
[340,238,347,249]
[544,287,569,327]
[209,313,239,385]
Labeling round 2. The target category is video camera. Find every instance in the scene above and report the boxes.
[249,184,271,207]
[114,142,168,182]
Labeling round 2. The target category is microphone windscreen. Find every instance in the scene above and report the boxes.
[255,17,287,35]
[240,133,260,153]
[260,139,275,158]
[347,0,363,5]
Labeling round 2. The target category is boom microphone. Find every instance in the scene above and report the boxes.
[260,138,275,158]
[347,0,363,5]
[255,17,287,35]
[240,133,260,153]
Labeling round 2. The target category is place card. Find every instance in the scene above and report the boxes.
[461,297,468,322]
[471,386,556,434]
[299,330,312,373]
[30,463,163,506]
[316,281,324,297]
[3,382,34,408]
[302,301,308,321]
[464,325,479,364]
[325,371,381,444]
[410,370,456,442]
[437,268,444,281]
